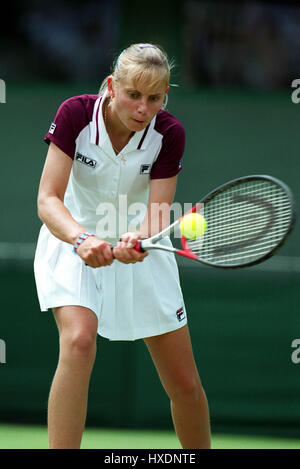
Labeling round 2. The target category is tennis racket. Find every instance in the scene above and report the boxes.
[134,175,296,269]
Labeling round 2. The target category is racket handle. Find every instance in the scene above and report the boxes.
[134,239,146,253]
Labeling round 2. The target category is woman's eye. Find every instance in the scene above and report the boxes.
[129,92,138,99]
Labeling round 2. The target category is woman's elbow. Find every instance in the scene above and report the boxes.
[37,190,54,222]
[37,193,47,222]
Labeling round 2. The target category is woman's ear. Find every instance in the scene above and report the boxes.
[107,76,114,99]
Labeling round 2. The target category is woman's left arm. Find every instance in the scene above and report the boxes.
[138,175,178,239]
[113,175,177,263]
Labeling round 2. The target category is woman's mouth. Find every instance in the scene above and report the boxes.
[132,118,145,124]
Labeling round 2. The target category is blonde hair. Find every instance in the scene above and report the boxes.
[99,43,173,108]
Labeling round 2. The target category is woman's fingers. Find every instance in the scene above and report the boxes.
[113,236,148,264]
[77,237,114,267]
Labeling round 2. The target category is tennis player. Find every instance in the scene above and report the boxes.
[34,43,211,449]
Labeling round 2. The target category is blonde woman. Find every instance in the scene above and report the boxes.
[34,43,211,449]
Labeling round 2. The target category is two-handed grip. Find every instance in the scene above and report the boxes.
[110,240,146,257]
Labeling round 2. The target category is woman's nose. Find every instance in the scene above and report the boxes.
[137,99,147,114]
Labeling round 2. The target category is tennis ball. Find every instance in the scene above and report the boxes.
[179,213,207,239]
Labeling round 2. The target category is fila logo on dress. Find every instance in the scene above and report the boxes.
[48,122,56,134]
[75,152,97,168]
[140,164,152,174]
[176,307,186,322]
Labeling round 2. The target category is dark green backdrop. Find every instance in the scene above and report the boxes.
[0,83,299,437]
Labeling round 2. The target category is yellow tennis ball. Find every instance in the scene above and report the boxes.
[179,213,207,239]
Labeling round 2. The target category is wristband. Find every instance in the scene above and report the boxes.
[73,232,94,254]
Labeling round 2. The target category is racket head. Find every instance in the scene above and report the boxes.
[180,175,296,269]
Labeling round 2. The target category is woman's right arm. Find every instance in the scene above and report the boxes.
[37,142,84,245]
[37,142,114,267]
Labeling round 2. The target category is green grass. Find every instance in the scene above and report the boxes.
[0,424,299,449]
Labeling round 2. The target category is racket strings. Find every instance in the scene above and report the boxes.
[196,233,290,258]
[201,213,291,241]
[187,180,293,266]
[204,200,291,226]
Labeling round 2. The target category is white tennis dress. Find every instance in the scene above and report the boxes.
[34,91,187,341]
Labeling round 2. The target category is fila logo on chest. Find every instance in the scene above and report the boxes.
[75,152,97,168]
[140,164,152,174]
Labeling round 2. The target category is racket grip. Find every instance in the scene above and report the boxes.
[134,239,145,253]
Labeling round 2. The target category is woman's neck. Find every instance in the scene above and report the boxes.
[103,98,133,141]
[103,98,134,154]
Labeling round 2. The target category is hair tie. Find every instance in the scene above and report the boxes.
[116,45,158,68]
[139,44,157,49]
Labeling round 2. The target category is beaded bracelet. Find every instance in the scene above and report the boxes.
[73,232,94,254]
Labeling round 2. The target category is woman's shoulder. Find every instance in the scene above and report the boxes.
[154,109,185,136]
[57,94,100,116]
[44,94,101,158]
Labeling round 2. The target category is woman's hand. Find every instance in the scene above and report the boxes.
[112,232,148,264]
[77,236,114,268]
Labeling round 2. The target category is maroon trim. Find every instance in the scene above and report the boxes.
[95,99,101,145]
[43,95,98,160]
[137,124,150,150]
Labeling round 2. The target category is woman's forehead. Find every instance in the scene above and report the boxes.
[120,77,166,95]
